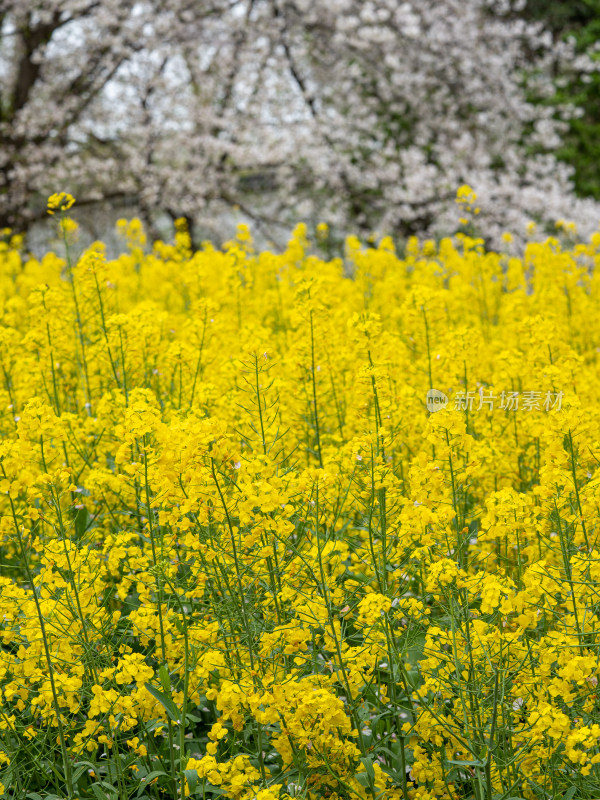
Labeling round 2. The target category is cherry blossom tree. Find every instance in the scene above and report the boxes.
[1,0,598,244]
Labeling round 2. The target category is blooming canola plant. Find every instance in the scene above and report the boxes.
[1,193,600,799]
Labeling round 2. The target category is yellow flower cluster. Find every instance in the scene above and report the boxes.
[46,192,76,215]
[1,204,600,799]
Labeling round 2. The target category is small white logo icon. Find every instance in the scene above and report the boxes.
[426,388,449,412]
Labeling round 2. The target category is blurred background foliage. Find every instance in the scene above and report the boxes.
[523,0,600,199]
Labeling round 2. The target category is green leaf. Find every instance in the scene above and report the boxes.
[563,788,577,800]
[359,756,376,784]
[72,764,91,784]
[91,782,118,800]
[144,682,182,723]
[140,770,169,783]
[447,758,485,768]
[376,745,401,767]
[355,773,371,788]
[137,771,169,797]
[158,664,171,692]
[74,505,89,541]
[73,759,99,770]
[184,769,198,793]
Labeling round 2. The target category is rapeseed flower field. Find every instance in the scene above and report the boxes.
[1,192,600,800]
